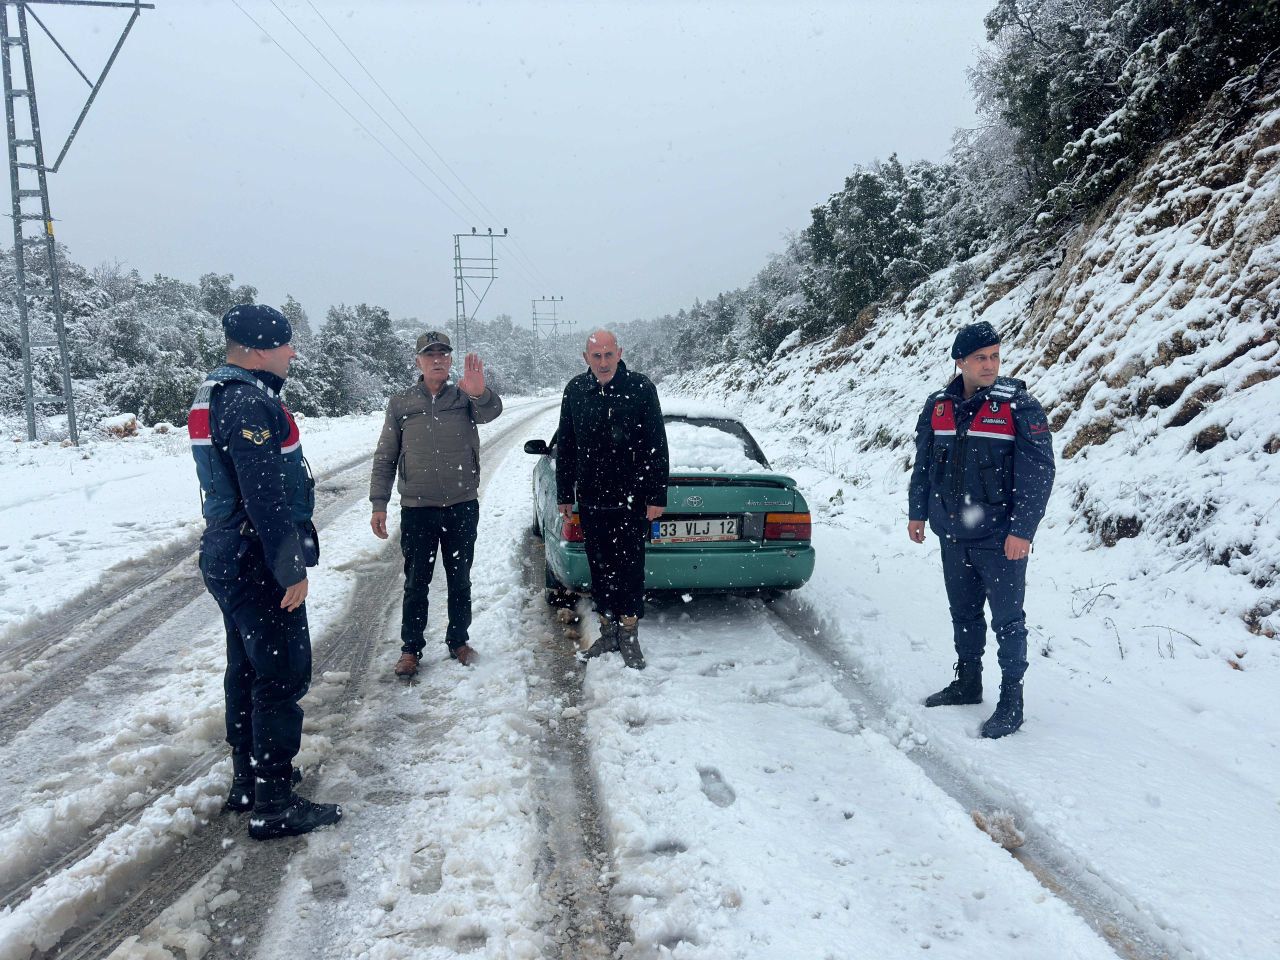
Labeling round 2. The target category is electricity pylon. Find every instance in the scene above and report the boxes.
[531,295,563,343]
[2,0,153,443]
[452,226,506,352]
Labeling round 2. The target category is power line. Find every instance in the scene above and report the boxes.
[228,0,470,224]
[303,0,500,228]
[301,0,554,292]
[265,0,480,226]
[263,0,547,296]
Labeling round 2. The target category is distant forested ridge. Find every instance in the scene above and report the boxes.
[0,250,577,433]
[619,0,1280,375]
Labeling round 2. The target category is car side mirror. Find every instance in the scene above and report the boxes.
[524,439,549,455]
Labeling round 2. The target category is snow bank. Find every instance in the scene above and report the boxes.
[651,62,1280,960]
[668,64,1280,637]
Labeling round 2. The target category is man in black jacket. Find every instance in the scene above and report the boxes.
[556,330,668,669]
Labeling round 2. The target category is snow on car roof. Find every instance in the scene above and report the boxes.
[666,420,767,473]
[660,398,740,422]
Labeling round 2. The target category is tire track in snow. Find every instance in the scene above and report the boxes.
[0,453,374,743]
[7,403,555,960]
[520,533,631,959]
[0,458,378,910]
[37,554,403,960]
[764,594,1189,960]
[0,451,373,669]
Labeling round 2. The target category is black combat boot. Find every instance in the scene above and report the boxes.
[224,752,256,813]
[248,771,342,840]
[616,615,646,670]
[923,659,983,707]
[981,677,1024,739]
[583,614,619,658]
[225,755,303,812]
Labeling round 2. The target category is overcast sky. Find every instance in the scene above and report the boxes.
[22,0,993,333]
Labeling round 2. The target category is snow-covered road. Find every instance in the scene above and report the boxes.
[0,396,1272,960]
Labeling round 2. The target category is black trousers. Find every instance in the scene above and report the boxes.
[579,504,649,620]
[940,540,1029,681]
[201,546,311,781]
[400,500,479,654]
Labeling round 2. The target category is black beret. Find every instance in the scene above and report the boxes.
[951,321,1001,360]
[222,303,292,349]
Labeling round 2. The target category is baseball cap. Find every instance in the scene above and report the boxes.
[416,331,453,353]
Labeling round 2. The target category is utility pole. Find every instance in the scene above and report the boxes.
[451,226,506,352]
[2,0,153,444]
[530,295,563,344]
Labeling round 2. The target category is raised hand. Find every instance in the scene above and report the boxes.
[458,352,486,398]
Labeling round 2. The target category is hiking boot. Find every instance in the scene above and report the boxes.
[225,755,302,812]
[981,677,1024,739]
[451,644,477,666]
[248,772,342,841]
[617,615,646,670]
[584,615,618,658]
[924,659,982,707]
[394,652,420,677]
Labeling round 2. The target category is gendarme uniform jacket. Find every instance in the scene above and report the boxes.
[189,365,316,588]
[369,380,503,511]
[555,360,669,510]
[908,374,1055,545]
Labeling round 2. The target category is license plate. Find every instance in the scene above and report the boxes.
[651,517,739,542]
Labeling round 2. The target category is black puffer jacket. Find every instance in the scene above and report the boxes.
[555,360,669,509]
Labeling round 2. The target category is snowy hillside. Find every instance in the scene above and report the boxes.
[669,62,1280,643]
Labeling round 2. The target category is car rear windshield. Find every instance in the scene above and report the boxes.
[664,417,771,472]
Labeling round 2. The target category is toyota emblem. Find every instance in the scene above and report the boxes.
[685,495,704,507]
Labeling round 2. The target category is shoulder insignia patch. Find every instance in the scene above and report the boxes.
[241,427,272,446]
[989,375,1025,401]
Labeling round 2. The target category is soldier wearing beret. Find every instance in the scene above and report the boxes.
[189,303,341,838]
[907,321,1056,738]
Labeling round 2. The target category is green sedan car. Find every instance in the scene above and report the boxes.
[524,403,815,600]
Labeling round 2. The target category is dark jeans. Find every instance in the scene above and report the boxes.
[400,500,479,654]
[579,504,648,620]
[940,540,1028,681]
[201,546,312,781]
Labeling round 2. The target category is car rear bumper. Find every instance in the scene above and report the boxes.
[549,542,815,593]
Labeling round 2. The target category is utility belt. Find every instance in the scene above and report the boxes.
[238,517,321,567]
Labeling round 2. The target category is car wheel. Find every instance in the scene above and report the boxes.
[544,556,578,607]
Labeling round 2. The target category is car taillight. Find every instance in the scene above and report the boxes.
[764,512,811,540]
[561,514,584,542]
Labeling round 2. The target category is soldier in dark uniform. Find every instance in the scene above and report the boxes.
[556,329,669,669]
[907,321,1055,738]
[189,304,341,839]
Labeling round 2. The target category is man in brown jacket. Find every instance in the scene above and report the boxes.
[370,330,503,675]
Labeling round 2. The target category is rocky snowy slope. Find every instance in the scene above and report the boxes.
[673,62,1280,641]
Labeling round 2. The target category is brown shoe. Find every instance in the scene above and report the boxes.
[451,644,477,666]
[584,615,618,658]
[617,616,645,670]
[393,652,420,677]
